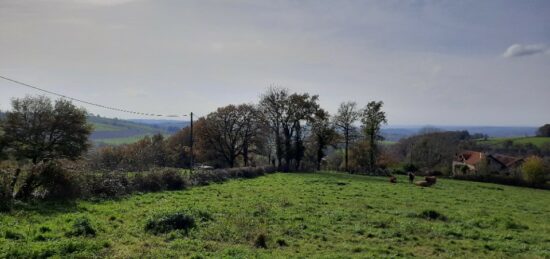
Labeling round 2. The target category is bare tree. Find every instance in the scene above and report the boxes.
[237,104,263,166]
[259,87,288,170]
[259,88,320,171]
[310,109,339,171]
[361,101,387,173]
[333,101,360,172]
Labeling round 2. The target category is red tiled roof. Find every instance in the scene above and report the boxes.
[455,151,523,168]
[456,151,484,166]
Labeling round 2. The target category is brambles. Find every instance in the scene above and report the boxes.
[66,217,96,237]
[144,212,196,235]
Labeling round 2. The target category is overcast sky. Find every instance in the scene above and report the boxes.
[1,0,549,126]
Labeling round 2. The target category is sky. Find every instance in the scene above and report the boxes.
[0,0,549,126]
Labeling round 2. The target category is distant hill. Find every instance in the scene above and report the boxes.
[382,126,537,142]
[88,116,169,145]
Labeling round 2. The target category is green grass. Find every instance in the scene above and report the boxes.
[1,172,549,258]
[91,122,123,132]
[95,135,153,145]
[478,136,550,148]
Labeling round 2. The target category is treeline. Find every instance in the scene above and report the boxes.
[0,90,391,211]
[90,88,390,174]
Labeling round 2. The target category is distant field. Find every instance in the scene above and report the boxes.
[478,136,550,148]
[95,135,154,145]
[1,172,549,258]
[88,116,167,145]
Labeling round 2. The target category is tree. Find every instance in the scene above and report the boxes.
[201,105,244,168]
[259,87,288,170]
[361,101,387,173]
[309,109,339,171]
[0,114,6,160]
[259,88,320,171]
[537,124,550,137]
[521,156,547,186]
[333,101,360,172]
[395,131,470,172]
[3,96,92,164]
[236,104,264,166]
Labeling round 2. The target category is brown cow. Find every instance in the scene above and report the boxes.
[389,175,397,183]
[425,176,437,185]
[415,181,431,187]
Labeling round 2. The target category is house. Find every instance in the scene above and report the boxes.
[452,151,523,177]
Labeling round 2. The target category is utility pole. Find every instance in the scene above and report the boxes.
[189,112,194,173]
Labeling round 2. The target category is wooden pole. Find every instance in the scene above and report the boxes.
[190,112,194,173]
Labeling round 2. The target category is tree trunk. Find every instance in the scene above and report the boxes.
[316,143,323,171]
[344,130,349,173]
[243,144,249,167]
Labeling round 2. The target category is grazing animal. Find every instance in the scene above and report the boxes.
[408,172,415,184]
[415,181,431,187]
[425,176,437,185]
[389,176,397,183]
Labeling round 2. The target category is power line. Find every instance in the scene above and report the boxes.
[0,75,188,118]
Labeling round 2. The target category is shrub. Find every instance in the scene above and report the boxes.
[133,172,164,192]
[82,172,131,199]
[17,161,81,200]
[144,212,196,234]
[133,168,187,192]
[0,169,14,212]
[522,156,547,186]
[65,217,96,237]
[153,168,187,190]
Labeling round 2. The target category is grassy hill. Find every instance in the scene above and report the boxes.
[88,116,168,145]
[478,136,550,148]
[1,172,549,258]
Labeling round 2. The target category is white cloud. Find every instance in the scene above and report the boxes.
[502,44,549,58]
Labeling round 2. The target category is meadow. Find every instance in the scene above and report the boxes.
[1,172,549,258]
[478,136,550,148]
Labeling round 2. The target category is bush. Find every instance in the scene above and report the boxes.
[133,172,164,192]
[133,168,187,192]
[16,161,81,200]
[144,212,195,234]
[65,217,96,237]
[0,168,15,212]
[190,166,276,186]
[82,172,132,199]
[522,156,547,186]
[153,168,187,190]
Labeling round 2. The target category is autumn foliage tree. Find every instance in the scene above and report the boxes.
[200,104,263,168]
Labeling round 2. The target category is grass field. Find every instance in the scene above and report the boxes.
[1,172,549,258]
[478,136,550,148]
[94,134,154,145]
